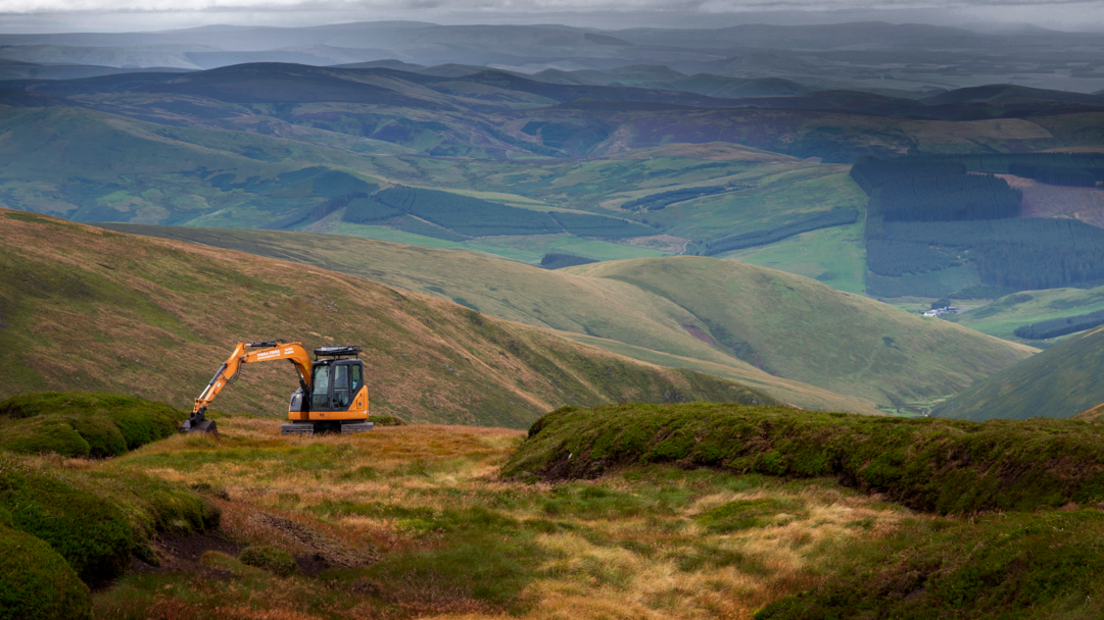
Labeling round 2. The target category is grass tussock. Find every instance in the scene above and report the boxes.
[505,402,1104,514]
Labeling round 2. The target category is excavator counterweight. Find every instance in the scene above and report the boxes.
[181,340,372,436]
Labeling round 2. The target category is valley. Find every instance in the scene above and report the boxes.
[5,16,1104,620]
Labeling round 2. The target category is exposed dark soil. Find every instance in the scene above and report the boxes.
[295,553,333,577]
[130,531,335,578]
[130,532,244,580]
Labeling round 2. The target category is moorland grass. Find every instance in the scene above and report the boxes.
[0,392,186,457]
[0,524,92,620]
[757,509,1104,619]
[98,417,905,620]
[505,402,1104,514]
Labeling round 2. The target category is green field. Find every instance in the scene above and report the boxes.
[724,217,867,294]
[645,165,865,241]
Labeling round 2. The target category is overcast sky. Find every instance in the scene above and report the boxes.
[2,0,1103,33]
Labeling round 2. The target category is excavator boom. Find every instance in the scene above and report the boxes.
[180,340,313,435]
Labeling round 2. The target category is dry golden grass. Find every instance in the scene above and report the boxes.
[94,417,917,620]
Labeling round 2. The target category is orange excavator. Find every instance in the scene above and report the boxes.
[180,341,373,436]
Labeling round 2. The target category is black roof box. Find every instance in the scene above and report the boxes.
[314,345,362,358]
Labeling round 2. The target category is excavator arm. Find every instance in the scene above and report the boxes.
[180,340,313,435]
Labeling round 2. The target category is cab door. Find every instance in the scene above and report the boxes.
[313,361,362,411]
[310,363,333,411]
[332,362,353,410]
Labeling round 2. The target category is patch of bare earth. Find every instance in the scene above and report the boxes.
[620,234,690,253]
[998,174,1104,227]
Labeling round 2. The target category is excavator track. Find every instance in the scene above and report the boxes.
[280,421,374,435]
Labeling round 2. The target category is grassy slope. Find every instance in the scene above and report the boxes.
[567,257,1035,405]
[104,225,1032,410]
[0,209,780,429]
[103,223,871,413]
[932,326,1104,421]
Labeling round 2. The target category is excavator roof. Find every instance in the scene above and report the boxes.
[314,345,362,359]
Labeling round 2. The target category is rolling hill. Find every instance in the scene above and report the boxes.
[8,63,1104,165]
[932,325,1104,421]
[0,208,784,429]
[103,224,1036,410]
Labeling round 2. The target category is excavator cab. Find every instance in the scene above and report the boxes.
[282,346,372,435]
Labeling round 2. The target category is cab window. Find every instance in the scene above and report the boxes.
[351,364,363,393]
[334,364,351,408]
[311,365,331,409]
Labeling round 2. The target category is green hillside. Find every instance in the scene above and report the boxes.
[932,326,1104,421]
[0,106,397,227]
[104,224,1034,410]
[0,208,782,429]
[568,257,1036,406]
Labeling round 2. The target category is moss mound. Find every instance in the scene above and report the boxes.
[505,402,1104,515]
[73,469,221,557]
[239,546,299,577]
[0,524,92,620]
[0,456,133,583]
[758,510,1104,619]
[0,392,186,457]
[0,455,217,584]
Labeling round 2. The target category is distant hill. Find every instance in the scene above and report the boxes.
[932,326,1104,421]
[664,75,814,98]
[923,84,1104,106]
[0,59,190,81]
[0,88,65,107]
[0,209,779,428]
[6,63,1104,163]
[103,225,1035,410]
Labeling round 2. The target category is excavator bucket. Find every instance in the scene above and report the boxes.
[179,408,219,437]
[179,418,219,436]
